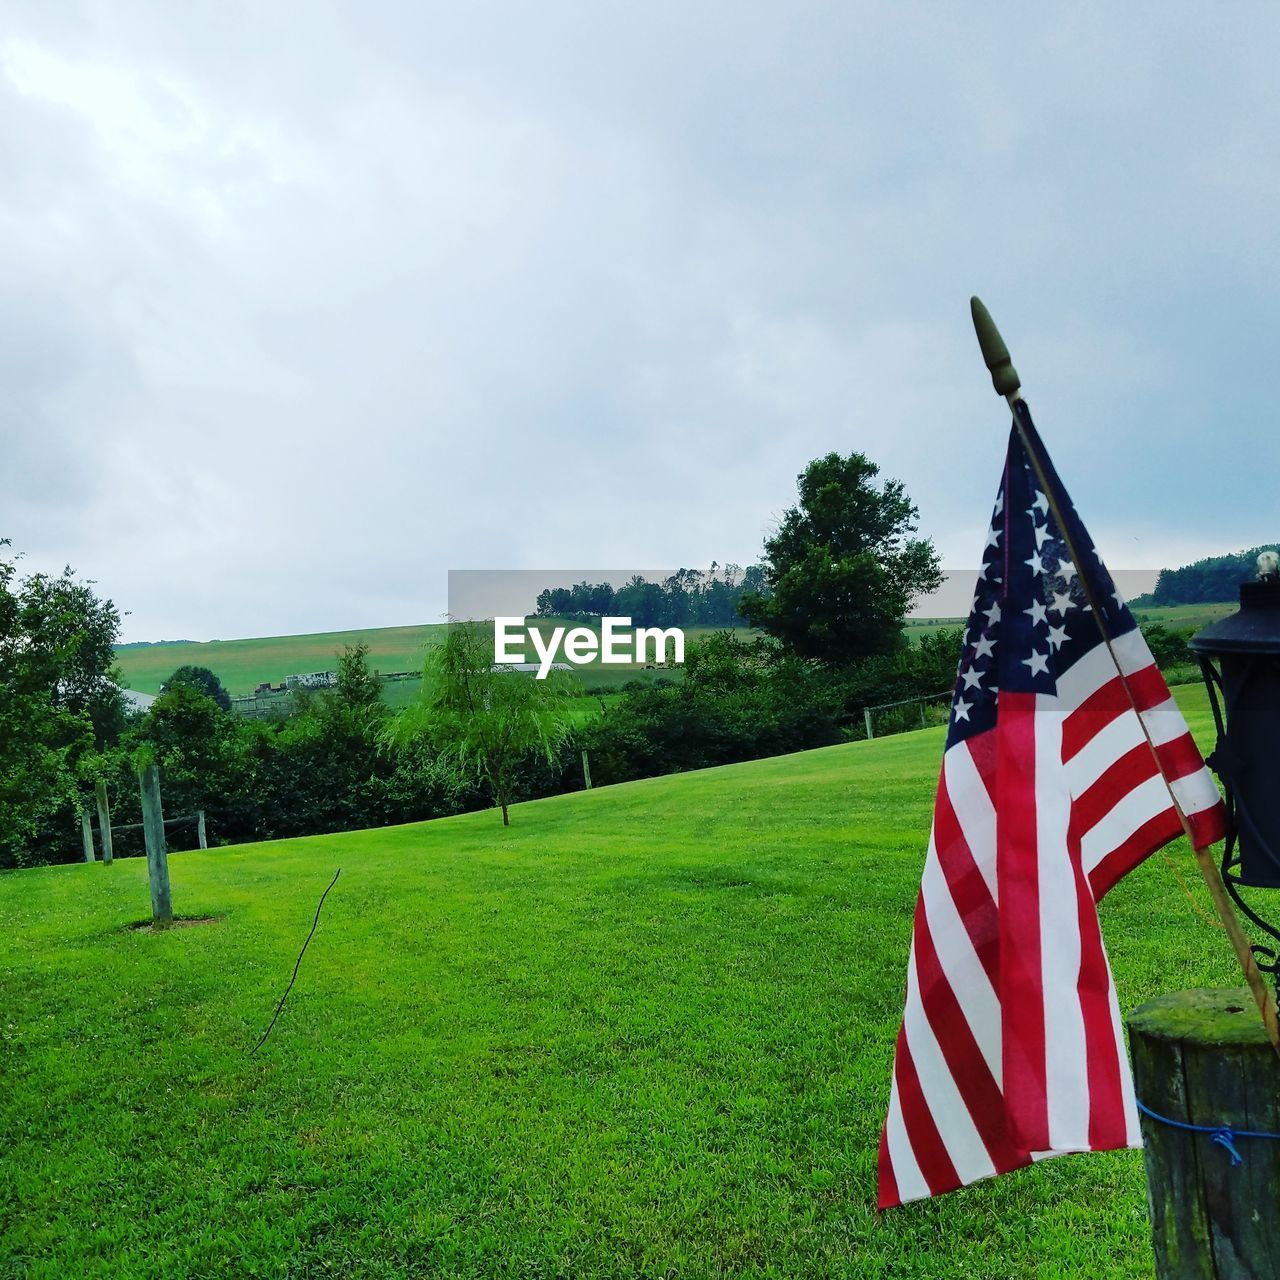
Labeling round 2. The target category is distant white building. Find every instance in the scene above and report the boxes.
[285,671,339,689]
[491,663,573,673]
[122,689,156,712]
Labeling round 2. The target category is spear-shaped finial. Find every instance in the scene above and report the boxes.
[970,296,1021,398]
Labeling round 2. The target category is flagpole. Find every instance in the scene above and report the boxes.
[968,296,1280,1053]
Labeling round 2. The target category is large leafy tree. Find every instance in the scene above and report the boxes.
[0,540,125,866]
[385,622,577,825]
[160,664,232,712]
[740,452,943,664]
[132,683,243,816]
[1149,545,1280,606]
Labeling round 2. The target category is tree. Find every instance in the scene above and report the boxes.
[332,642,382,710]
[1150,545,1280,605]
[581,632,848,786]
[131,683,242,821]
[534,568,761,628]
[160,665,232,712]
[1140,622,1192,670]
[0,541,125,866]
[384,622,577,825]
[739,452,943,664]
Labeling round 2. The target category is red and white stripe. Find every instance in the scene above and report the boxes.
[878,632,1224,1208]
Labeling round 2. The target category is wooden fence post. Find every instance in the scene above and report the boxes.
[79,809,96,863]
[138,763,172,927]
[581,751,592,790]
[94,780,114,865]
[197,809,207,849]
[1128,988,1280,1277]
[864,708,874,740]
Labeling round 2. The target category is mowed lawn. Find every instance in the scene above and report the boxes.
[0,686,1237,1278]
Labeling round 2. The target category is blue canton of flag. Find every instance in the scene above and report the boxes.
[951,406,1132,743]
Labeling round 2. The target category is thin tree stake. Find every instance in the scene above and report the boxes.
[249,868,341,1056]
[1159,848,1223,930]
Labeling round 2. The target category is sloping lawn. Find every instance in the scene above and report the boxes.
[0,686,1235,1277]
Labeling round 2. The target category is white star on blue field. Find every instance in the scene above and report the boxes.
[948,410,1141,747]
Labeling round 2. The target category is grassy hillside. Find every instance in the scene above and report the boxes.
[0,686,1234,1277]
[113,606,1232,699]
[114,624,449,695]
[904,601,1233,643]
[903,616,966,641]
[1128,601,1236,631]
[112,619,715,697]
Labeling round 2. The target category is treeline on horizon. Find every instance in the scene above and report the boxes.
[7,437,1213,870]
[1137,544,1280,607]
[534,566,767,628]
[17,631,971,871]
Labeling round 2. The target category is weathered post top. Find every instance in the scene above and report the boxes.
[1129,988,1280,1278]
[1129,987,1271,1049]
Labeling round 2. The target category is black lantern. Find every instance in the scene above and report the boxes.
[1190,552,1280,972]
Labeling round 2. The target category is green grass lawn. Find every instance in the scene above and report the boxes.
[0,686,1236,1277]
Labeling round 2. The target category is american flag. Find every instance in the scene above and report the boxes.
[877,400,1225,1209]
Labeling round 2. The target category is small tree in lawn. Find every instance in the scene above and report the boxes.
[385,622,577,825]
[332,642,382,710]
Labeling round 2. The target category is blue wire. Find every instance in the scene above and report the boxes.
[1134,1098,1280,1167]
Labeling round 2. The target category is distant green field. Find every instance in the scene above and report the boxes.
[902,616,966,641]
[904,601,1236,643]
[114,607,1231,701]
[567,691,624,726]
[114,618,723,697]
[0,684,1235,1276]
[1128,601,1236,631]
[114,624,449,696]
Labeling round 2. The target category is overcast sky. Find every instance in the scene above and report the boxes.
[4,3,1277,642]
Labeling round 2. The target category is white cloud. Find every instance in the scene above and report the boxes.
[1,1,1277,640]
